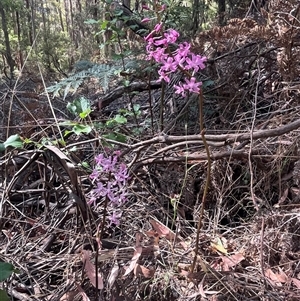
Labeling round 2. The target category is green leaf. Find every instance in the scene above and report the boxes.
[132,127,143,135]
[66,102,77,115]
[133,104,140,111]
[103,132,127,143]
[81,162,90,169]
[64,130,72,137]
[67,97,91,119]
[133,104,141,116]
[123,80,130,87]
[114,114,127,124]
[0,262,18,281]
[202,80,214,88]
[58,139,66,147]
[79,108,92,119]
[23,138,33,144]
[106,119,117,128]
[100,20,109,30]
[1,134,23,150]
[72,124,92,135]
[94,122,105,130]
[0,289,9,301]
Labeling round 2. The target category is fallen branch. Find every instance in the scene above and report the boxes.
[95,81,162,110]
[131,149,259,171]
[125,118,300,154]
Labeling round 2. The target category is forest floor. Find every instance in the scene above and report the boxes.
[1,7,300,301]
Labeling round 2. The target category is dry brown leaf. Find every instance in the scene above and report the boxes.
[292,278,300,289]
[150,219,176,240]
[179,270,190,277]
[198,277,206,298]
[59,290,79,301]
[220,253,244,271]
[82,250,103,289]
[134,264,155,278]
[108,263,119,289]
[123,233,143,277]
[265,269,277,281]
[265,269,285,287]
[277,268,288,283]
[135,232,142,247]
[145,230,160,246]
[123,246,142,277]
[149,219,188,250]
[145,230,157,237]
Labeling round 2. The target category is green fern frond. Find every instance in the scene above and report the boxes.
[46,63,119,99]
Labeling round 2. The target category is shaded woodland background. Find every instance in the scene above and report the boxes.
[2,0,300,300]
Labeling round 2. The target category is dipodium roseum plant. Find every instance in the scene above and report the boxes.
[88,151,129,226]
[145,22,206,96]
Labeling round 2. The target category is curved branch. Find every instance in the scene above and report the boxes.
[128,119,300,170]
[126,118,300,153]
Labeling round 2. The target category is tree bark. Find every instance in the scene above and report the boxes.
[191,0,200,35]
[0,3,15,78]
[218,0,226,26]
[15,10,24,68]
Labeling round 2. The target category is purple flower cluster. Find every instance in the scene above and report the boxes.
[88,151,129,226]
[145,23,206,97]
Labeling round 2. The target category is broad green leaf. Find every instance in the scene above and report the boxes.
[0,262,18,281]
[94,122,105,130]
[81,162,90,169]
[72,124,92,135]
[114,114,127,124]
[79,108,92,119]
[133,104,141,116]
[3,134,23,149]
[133,104,140,112]
[100,20,109,30]
[132,127,143,135]
[66,102,77,115]
[202,80,214,88]
[106,119,117,128]
[103,132,127,143]
[78,97,90,112]
[0,289,9,301]
[67,97,91,119]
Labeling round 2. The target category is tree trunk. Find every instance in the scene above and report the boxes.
[25,0,33,44]
[57,0,65,32]
[93,0,100,43]
[0,3,15,78]
[191,0,200,35]
[218,0,226,26]
[15,11,24,68]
